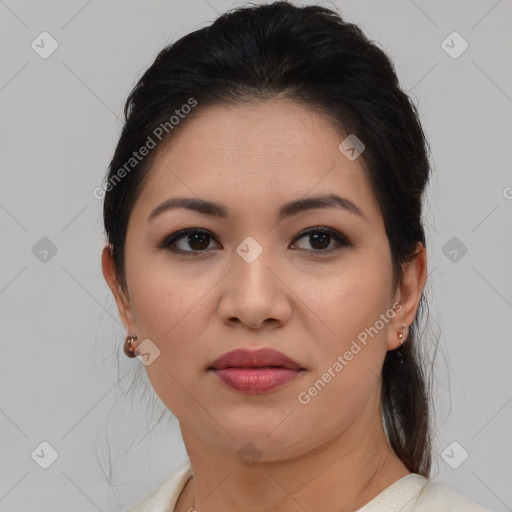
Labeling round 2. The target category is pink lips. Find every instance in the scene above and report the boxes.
[208,347,306,394]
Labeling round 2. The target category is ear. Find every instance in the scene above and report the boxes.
[387,242,427,351]
[101,244,137,335]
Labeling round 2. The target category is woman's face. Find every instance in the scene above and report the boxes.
[104,99,414,461]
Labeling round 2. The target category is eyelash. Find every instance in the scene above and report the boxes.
[157,227,352,256]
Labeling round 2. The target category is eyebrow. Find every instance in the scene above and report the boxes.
[147,193,367,223]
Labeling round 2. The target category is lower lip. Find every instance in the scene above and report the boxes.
[210,367,304,393]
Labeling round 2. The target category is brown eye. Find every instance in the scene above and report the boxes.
[159,229,220,254]
[158,226,351,257]
[181,232,211,251]
[291,227,351,254]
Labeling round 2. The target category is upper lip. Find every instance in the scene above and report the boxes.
[208,347,304,370]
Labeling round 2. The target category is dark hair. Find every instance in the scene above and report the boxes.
[102,0,434,478]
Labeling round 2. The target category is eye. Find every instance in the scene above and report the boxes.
[158,226,351,256]
[291,227,351,254]
[158,228,220,255]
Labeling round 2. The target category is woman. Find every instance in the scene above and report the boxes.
[101,2,492,511]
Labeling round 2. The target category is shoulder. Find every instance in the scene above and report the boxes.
[122,459,192,512]
[358,473,493,512]
[408,479,492,512]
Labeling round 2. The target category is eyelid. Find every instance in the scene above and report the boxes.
[158,226,352,254]
[293,226,351,246]
[157,228,218,251]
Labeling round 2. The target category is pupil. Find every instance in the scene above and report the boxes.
[310,232,329,250]
[189,233,209,250]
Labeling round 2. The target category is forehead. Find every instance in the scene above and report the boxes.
[131,99,382,230]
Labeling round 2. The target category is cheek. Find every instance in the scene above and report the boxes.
[298,252,392,336]
[126,269,213,415]
[293,269,390,439]
[293,359,380,453]
[126,249,215,339]
[123,265,214,400]
[138,291,205,340]
[297,255,392,383]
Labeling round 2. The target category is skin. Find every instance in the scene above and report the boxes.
[102,98,427,512]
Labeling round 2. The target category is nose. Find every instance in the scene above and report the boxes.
[217,248,293,331]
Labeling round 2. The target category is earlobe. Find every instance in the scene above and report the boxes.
[101,244,137,334]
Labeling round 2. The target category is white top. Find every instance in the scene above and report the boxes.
[122,459,492,512]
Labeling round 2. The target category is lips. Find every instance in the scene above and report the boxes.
[208,347,306,394]
[208,347,304,371]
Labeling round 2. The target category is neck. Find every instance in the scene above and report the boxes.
[175,410,410,512]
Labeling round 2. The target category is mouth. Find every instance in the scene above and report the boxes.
[207,347,306,394]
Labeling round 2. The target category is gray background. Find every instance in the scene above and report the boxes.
[1,0,511,511]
